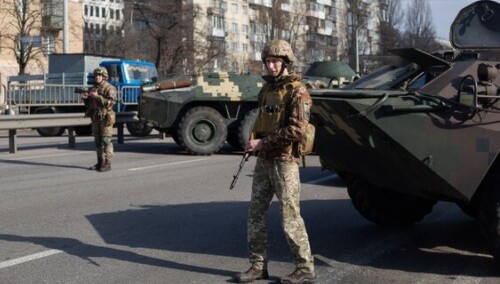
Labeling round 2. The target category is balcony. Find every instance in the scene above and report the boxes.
[306,9,325,20]
[41,15,63,31]
[207,7,225,16]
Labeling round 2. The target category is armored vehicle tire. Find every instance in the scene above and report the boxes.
[238,108,259,148]
[170,129,181,146]
[347,177,436,227]
[478,181,500,259]
[177,106,227,155]
[126,121,153,137]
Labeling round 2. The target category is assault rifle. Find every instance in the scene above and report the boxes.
[74,87,89,94]
[229,152,251,190]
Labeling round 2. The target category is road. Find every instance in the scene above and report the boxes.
[0,130,498,284]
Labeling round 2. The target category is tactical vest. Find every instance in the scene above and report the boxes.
[89,82,114,110]
[252,81,302,137]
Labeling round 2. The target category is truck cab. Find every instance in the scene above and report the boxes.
[100,60,158,112]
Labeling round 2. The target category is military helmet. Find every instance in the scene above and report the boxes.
[261,39,297,64]
[93,67,108,79]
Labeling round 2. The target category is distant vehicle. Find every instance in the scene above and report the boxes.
[139,61,356,155]
[310,0,500,260]
[5,53,158,137]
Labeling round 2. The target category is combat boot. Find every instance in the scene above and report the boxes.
[88,158,103,171]
[280,268,316,284]
[235,267,269,283]
[98,160,111,172]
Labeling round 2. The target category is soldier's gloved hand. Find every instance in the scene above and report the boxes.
[88,89,99,98]
[245,139,262,154]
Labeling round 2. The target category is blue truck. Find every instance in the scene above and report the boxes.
[6,53,158,136]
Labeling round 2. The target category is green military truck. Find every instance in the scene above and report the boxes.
[139,61,356,155]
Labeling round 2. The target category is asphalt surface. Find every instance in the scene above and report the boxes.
[0,130,499,284]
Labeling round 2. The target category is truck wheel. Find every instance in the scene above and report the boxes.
[36,127,65,137]
[478,179,500,260]
[35,109,65,137]
[177,106,227,155]
[238,108,259,148]
[347,177,436,227]
[126,121,153,137]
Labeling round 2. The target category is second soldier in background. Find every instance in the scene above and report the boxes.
[81,67,117,172]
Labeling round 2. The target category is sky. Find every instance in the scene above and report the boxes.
[404,0,480,40]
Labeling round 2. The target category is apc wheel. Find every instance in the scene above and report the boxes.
[347,177,436,227]
[238,108,259,148]
[177,106,227,155]
[478,178,500,260]
[126,121,153,137]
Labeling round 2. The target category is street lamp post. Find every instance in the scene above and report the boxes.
[355,22,367,74]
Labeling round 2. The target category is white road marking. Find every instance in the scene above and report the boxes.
[0,152,86,161]
[0,249,63,269]
[128,158,209,171]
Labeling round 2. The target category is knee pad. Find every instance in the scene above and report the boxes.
[102,136,112,146]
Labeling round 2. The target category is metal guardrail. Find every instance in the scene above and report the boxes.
[8,84,142,107]
[0,111,138,154]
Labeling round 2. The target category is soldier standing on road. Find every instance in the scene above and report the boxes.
[235,39,315,284]
[81,67,117,172]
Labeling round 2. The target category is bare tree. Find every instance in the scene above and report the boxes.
[342,0,369,71]
[378,0,404,55]
[119,0,212,76]
[402,0,440,52]
[246,0,307,73]
[0,0,48,75]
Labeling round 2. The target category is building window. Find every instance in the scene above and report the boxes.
[116,9,120,20]
[90,6,94,17]
[243,43,248,52]
[110,9,114,19]
[96,7,100,17]
[84,5,88,16]
[232,23,238,33]
[232,42,238,52]
[231,3,238,13]
[242,5,247,15]
[242,24,248,34]
[102,7,106,18]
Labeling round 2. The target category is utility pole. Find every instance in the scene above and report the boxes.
[63,0,68,53]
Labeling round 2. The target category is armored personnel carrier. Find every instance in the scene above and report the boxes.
[310,0,500,259]
[139,61,356,155]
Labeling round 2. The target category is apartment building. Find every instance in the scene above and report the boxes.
[0,0,384,84]
[82,0,124,54]
[189,0,383,73]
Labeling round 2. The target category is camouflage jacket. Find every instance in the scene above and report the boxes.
[83,81,117,121]
[253,74,312,164]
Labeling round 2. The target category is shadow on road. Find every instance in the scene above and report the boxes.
[1,199,499,278]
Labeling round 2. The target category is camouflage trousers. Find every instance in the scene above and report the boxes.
[91,120,114,162]
[247,157,314,272]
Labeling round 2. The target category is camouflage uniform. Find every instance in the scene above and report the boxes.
[83,68,117,171]
[247,73,314,273]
